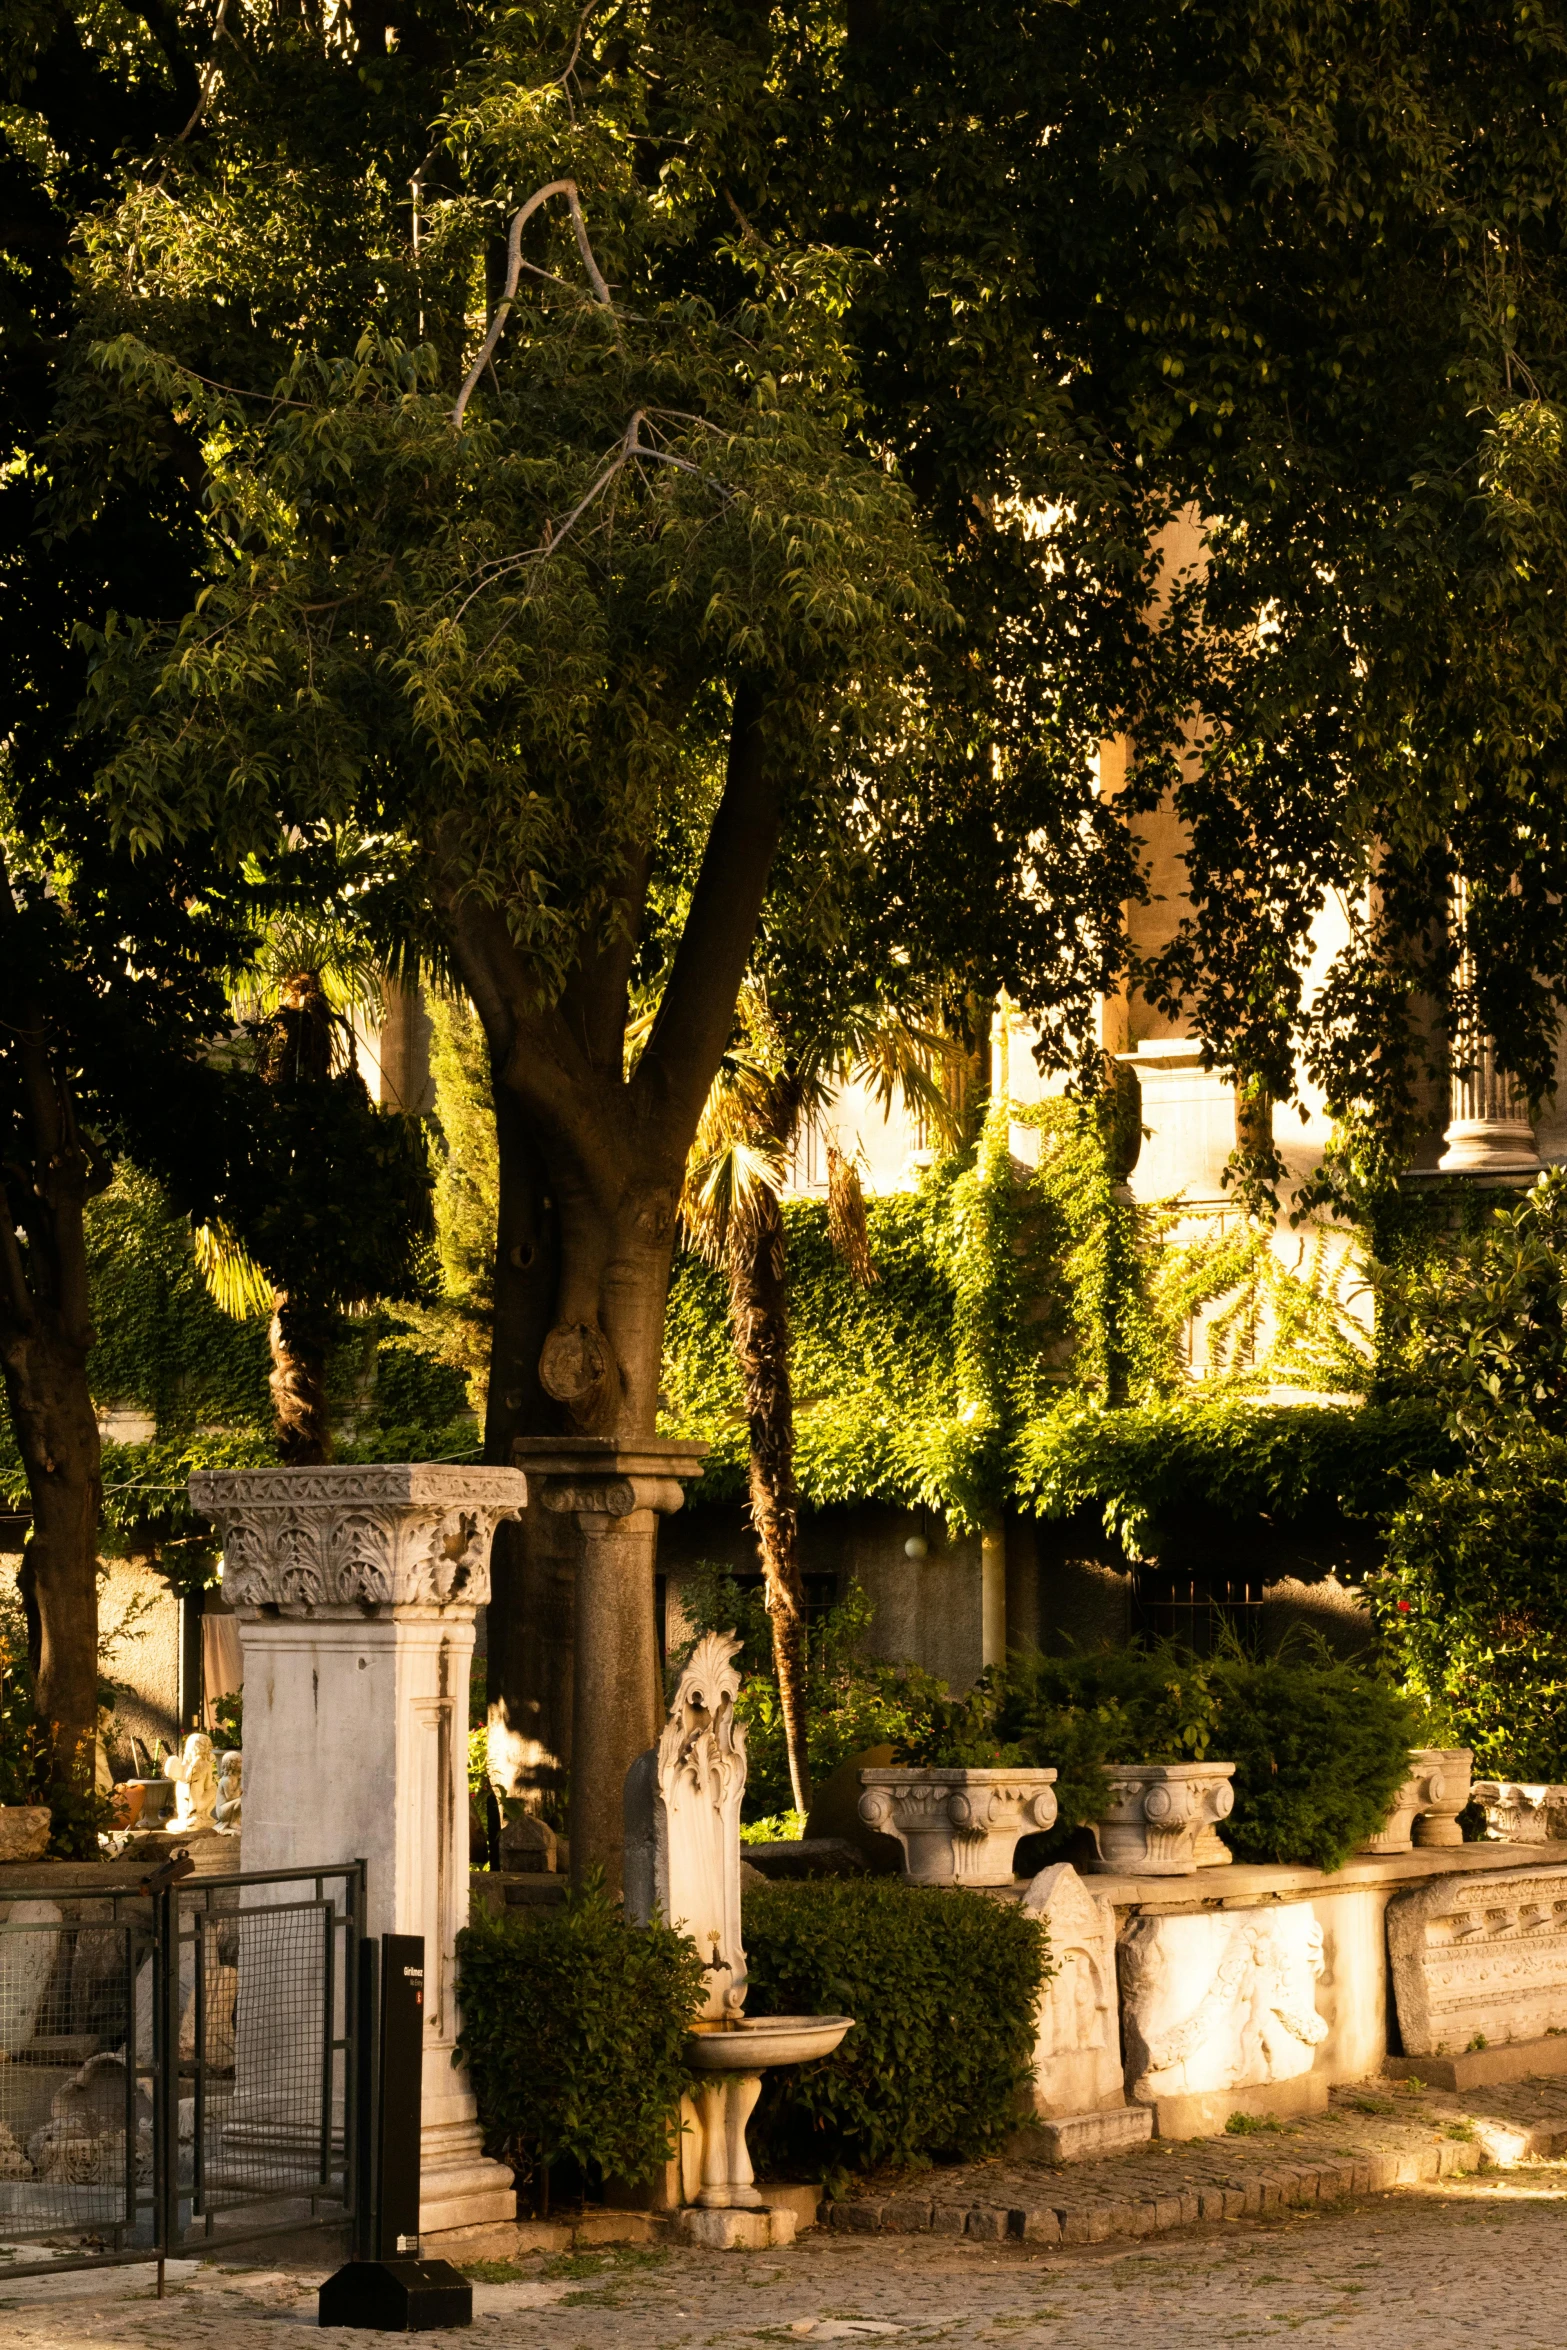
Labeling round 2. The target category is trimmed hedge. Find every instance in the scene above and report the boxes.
[742,1877,1049,2187]
[455,1881,706,2207]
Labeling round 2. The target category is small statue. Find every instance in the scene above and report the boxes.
[163,1732,218,1834]
[215,1750,242,1832]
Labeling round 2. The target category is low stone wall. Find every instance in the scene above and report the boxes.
[996,1841,1567,2140]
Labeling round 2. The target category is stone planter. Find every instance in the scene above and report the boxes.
[0,1806,51,1863]
[1359,1748,1474,1854]
[1083,1763,1236,1878]
[1472,1780,1567,1844]
[857,1767,1058,1886]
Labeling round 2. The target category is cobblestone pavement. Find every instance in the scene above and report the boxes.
[3,2162,1567,2350]
[826,2074,1567,2242]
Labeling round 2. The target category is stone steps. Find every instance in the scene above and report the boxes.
[823,2075,1567,2248]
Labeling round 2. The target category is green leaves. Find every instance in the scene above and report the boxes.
[742,1877,1048,2187]
[456,1878,708,2199]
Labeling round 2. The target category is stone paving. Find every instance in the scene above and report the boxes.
[826,2074,1567,2244]
[2,2165,1566,2349]
[3,2080,1567,2348]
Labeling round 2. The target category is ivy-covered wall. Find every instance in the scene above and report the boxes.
[660,1094,1437,1565]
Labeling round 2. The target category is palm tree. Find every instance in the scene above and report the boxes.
[195,919,431,1463]
[680,982,967,1814]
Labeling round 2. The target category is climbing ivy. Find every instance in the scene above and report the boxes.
[661,1090,1464,1548]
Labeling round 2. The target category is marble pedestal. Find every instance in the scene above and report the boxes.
[190,1463,527,2240]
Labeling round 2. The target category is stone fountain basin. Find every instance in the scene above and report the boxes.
[686,2016,853,2070]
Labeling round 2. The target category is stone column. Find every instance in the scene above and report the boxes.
[1440,891,1542,1176]
[189,1462,526,2243]
[510,1439,707,1898]
[1439,1028,1543,1175]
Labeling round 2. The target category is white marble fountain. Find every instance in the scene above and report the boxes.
[624,1631,852,2246]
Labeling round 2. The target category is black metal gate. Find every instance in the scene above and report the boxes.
[0,1859,364,2285]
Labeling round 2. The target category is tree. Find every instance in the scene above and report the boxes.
[1,1,488,1792]
[196,921,437,1463]
[47,0,1567,1864]
[680,973,965,1814]
[696,0,1567,1155]
[0,810,248,1811]
[76,17,945,1878]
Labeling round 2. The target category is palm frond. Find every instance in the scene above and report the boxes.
[827,1144,877,1286]
[192,1222,275,1319]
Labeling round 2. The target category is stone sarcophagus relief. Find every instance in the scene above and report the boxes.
[190,1463,524,1614]
[1119,1906,1328,2106]
[1387,1866,1567,2056]
[1022,1864,1124,2116]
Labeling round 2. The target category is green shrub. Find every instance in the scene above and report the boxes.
[1206,1649,1423,1871]
[742,1877,1049,2186]
[455,1880,706,2209]
[1374,1434,1567,1779]
[925,1640,1419,1873]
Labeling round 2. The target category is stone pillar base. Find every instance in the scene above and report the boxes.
[675,2205,797,2250]
[1438,1118,1542,1175]
[419,2114,516,2234]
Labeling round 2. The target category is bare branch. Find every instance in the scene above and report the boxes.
[452,180,614,429]
[173,0,231,143]
[450,411,714,619]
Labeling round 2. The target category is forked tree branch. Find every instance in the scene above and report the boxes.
[452,178,613,428]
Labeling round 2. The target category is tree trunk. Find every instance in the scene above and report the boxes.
[445,682,789,1882]
[727,1185,811,1814]
[0,908,105,1810]
[268,1289,333,1464]
[4,1323,102,1805]
[263,972,337,1464]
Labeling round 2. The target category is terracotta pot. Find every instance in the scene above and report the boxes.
[857,1767,1059,1886]
[1084,1763,1236,1878]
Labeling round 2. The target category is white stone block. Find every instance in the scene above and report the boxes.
[1021,1864,1125,2116]
[1119,1903,1328,2107]
[1034,2106,1153,2161]
[1387,1863,1567,2055]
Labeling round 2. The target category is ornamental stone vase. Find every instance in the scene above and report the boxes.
[1084,1763,1236,1878]
[1358,1748,1474,1855]
[856,1767,1058,1886]
[189,1461,527,2244]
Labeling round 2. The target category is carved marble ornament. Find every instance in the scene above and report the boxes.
[189,1464,527,1616]
[1087,1763,1236,1877]
[163,1732,218,1833]
[1119,1905,1328,2104]
[1022,1864,1126,2116]
[1472,1781,1567,1845]
[1388,1865,1567,2054]
[857,1768,1059,1886]
[625,1630,749,2021]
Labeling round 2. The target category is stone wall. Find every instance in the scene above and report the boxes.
[661,1500,1373,1690]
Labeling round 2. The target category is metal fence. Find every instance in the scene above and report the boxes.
[0,1860,364,2285]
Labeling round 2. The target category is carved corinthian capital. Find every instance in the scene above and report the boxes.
[189,1463,528,1617]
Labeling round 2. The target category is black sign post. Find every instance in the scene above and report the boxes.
[318,1934,474,2331]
